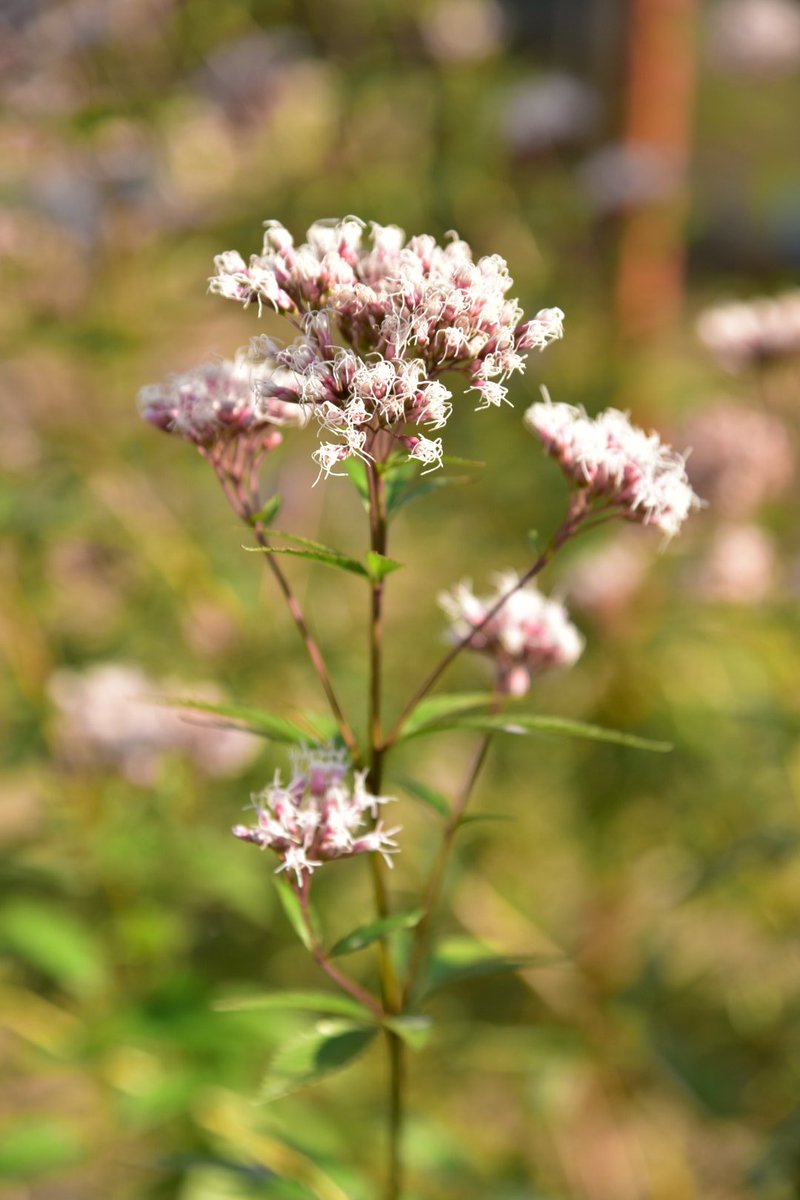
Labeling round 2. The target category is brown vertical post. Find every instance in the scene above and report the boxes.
[616,0,698,342]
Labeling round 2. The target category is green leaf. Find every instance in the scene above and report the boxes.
[248,532,368,578]
[214,989,375,1021]
[272,878,318,951]
[0,901,107,996]
[396,776,450,817]
[408,712,672,752]
[383,1014,433,1050]
[365,550,404,583]
[343,458,371,510]
[424,937,560,995]
[399,692,497,736]
[260,1020,378,1100]
[0,1119,83,1180]
[247,495,282,528]
[457,812,515,827]
[330,910,423,958]
[160,698,312,744]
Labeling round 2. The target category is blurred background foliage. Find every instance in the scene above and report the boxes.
[3,0,800,1197]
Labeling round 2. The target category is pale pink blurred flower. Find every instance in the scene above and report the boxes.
[419,0,506,62]
[439,573,584,696]
[694,523,777,604]
[696,291,800,371]
[566,532,652,626]
[48,664,259,786]
[682,402,794,519]
[708,0,800,77]
[525,396,700,539]
[137,352,305,448]
[499,73,600,156]
[233,746,399,884]
[579,143,682,216]
[209,217,563,476]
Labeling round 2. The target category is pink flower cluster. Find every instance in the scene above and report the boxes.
[137,353,305,449]
[209,216,564,474]
[439,573,584,696]
[525,397,700,539]
[696,291,800,372]
[232,746,399,884]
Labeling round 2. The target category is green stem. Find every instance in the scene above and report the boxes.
[365,458,406,1200]
[298,886,383,1017]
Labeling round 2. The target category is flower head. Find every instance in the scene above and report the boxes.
[209,217,564,475]
[137,353,303,449]
[232,746,399,884]
[525,395,700,539]
[439,573,584,695]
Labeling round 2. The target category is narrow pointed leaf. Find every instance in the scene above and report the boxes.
[424,937,561,995]
[407,712,672,752]
[161,699,311,744]
[383,1014,433,1050]
[396,776,450,818]
[343,459,371,510]
[330,910,423,958]
[214,989,375,1021]
[399,693,497,736]
[260,1020,377,1100]
[247,495,282,528]
[365,551,404,583]
[272,878,317,951]
[247,532,368,578]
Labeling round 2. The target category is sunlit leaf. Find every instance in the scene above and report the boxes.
[161,698,312,744]
[214,989,375,1021]
[406,711,672,752]
[424,937,561,995]
[272,878,317,951]
[365,550,404,583]
[399,693,497,736]
[0,901,107,996]
[0,1119,83,1180]
[343,458,371,510]
[260,1020,378,1100]
[330,910,423,958]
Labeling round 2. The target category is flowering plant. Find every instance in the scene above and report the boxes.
[139,216,698,1197]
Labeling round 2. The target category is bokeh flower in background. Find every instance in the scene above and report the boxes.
[440,574,584,695]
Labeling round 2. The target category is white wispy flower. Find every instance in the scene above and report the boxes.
[439,573,584,696]
[525,395,700,539]
[232,747,399,884]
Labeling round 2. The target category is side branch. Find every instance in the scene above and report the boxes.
[384,496,589,749]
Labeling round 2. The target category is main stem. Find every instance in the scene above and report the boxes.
[365,460,405,1200]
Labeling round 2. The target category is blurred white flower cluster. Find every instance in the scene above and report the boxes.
[137,352,306,449]
[48,663,258,785]
[233,746,399,883]
[439,574,584,696]
[525,397,700,539]
[696,291,800,372]
[207,216,563,476]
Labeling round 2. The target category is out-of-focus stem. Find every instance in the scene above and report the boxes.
[251,522,361,762]
[201,447,361,761]
[298,887,383,1017]
[402,700,499,1005]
